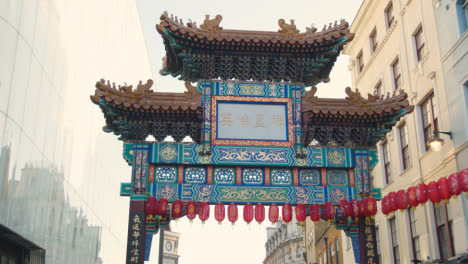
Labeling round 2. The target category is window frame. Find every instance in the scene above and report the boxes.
[420,93,438,151]
[385,2,395,29]
[374,80,382,97]
[370,27,378,54]
[357,50,364,74]
[382,140,391,184]
[408,208,421,260]
[376,226,382,264]
[413,26,426,62]
[391,57,402,90]
[398,122,411,170]
[389,217,400,264]
[434,203,455,259]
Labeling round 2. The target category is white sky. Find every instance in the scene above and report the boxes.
[134,1,363,263]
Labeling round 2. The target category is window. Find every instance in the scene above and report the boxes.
[386,2,395,29]
[376,226,382,264]
[357,51,364,74]
[375,80,382,96]
[420,94,439,151]
[434,203,455,259]
[414,26,426,62]
[330,242,335,264]
[370,28,378,54]
[408,208,421,260]
[399,122,411,170]
[335,237,340,264]
[389,217,400,264]
[392,58,402,90]
[382,141,391,184]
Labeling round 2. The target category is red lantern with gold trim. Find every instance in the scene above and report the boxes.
[339,200,352,220]
[255,203,265,223]
[228,203,238,224]
[437,177,451,202]
[145,196,158,215]
[157,198,168,217]
[269,204,279,223]
[428,181,441,205]
[310,204,321,223]
[381,195,390,215]
[458,169,468,194]
[215,203,225,223]
[172,199,184,219]
[448,173,461,197]
[396,190,408,211]
[367,197,377,218]
[282,204,293,223]
[295,203,307,223]
[416,183,429,205]
[244,203,254,224]
[388,191,398,212]
[323,201,335,222]
[186,200,197,221]
[199,202,210,223]
[350,199,361,221]
[406,187,419,208]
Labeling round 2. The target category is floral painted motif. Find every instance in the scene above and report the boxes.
[160,144,177,162]
[328,170,347,186]
[156,167,177,182]
[299,169,320,185]
[271,169,291,185]
[185,167,206,183]
[242,168,263,185]
[214,168,235,184]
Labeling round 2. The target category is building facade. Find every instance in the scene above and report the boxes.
[0,0,152,263]
[343,0,468,263]
[314,221,344,264]
[162,230,180,264]
[265,217,306,264]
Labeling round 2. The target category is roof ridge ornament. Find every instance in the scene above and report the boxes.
[184,81,201,99]
[200,15,222,33]
[278,19,299,37]
[345,87,365,105]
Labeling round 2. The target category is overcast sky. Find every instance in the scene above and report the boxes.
[134,1,363,263]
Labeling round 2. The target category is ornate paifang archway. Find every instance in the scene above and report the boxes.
[91,12,413,264]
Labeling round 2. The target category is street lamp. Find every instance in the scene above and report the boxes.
[427,130,452,152]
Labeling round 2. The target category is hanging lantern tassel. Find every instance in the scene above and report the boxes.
[244,203,254,224]
[310,204,321,223]
[458,169,468,195]
[255,203,265,224]
[215,202,225,224]
[228,203,238,225]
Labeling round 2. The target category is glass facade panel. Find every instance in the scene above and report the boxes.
[0,0,152,263]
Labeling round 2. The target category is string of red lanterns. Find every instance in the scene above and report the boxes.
[381,169,468,215]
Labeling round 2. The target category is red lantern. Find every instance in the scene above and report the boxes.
[172,199,184,219]
[244,203,254,224]
[428,181,441,205]
[367,197,377,218]
[438,177,451,202]
[157,198,169,217]
[388,191,398,212]
[228,203,238,224]
[269,204,279,223]
[381,195,390,215]
[448,173,461,197]
[396,190,408,211]
[199,202,210,222]
[255,204,265,223]
[458,168,468,194]
[186,200,197,221]
[350,199,361,221]
[360,198,369,217]
[282,204,293,223]
[295,203,307,223]
[215,203,225,223]
[145,196,158,215]
[323,201,335,222]
[339,200,352,220]
[310,204,321,222]
[407,187,419,208]
[416,183,429,205]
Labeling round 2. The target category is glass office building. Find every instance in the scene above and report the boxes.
[0,0,152,263]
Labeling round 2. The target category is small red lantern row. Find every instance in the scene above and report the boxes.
[380,169,468,215]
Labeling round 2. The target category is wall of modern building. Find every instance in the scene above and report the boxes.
[0,0,152,263]
[264,216,306,264]
[343,0,468,263]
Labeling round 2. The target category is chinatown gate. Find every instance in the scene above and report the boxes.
[91,13,413,264]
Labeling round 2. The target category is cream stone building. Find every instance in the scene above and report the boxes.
[264,217,306,264]
[343,0,468,263]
